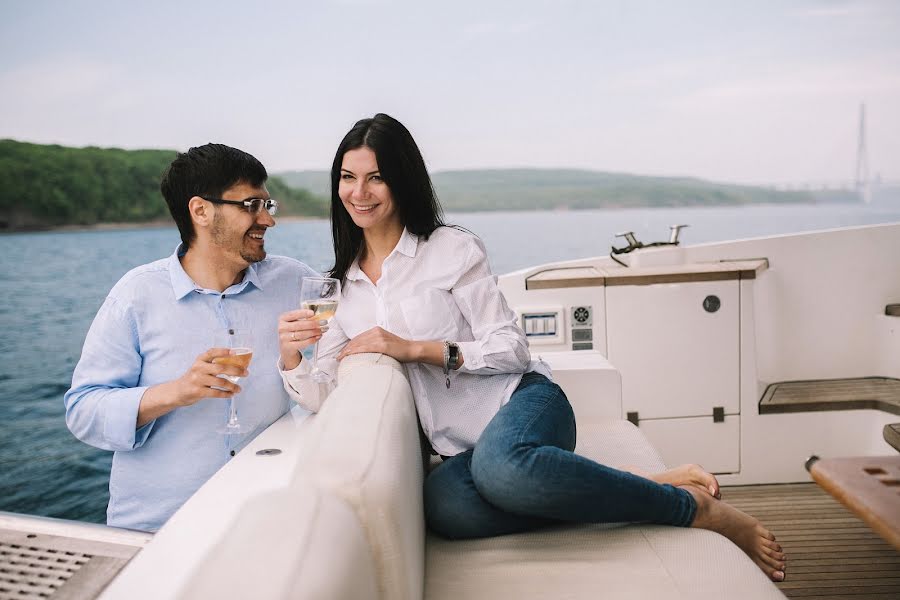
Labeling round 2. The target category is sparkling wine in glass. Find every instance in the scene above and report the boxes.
[213,328,253,435]
[299,277,341,383]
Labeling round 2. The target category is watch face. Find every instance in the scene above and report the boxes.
[449,343,460,366]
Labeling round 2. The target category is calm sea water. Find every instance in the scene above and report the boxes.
[1,202,899,524]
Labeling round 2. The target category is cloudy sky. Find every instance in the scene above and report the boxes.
[1,0,898,185]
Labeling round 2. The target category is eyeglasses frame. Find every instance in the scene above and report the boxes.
[200,196,279,216]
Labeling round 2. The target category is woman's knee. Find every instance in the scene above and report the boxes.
[516,376,577,449]
[469,442,537,510]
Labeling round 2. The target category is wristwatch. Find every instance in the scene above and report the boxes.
[443,341,460,388]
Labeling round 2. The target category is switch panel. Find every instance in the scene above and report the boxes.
[518,307,564,345]
[570,305,593,351]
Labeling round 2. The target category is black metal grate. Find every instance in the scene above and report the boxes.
[0,542,91,599]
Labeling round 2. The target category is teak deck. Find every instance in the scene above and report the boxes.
[759,378,900,416]
[726,483,900,599]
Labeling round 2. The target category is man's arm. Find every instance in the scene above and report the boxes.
[64,296,245,450]
[136,349,245,427]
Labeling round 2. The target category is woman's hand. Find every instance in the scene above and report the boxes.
[337,326,419,363]
[278,309,324,370]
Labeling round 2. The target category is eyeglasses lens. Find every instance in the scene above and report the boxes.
[246,199,278,216]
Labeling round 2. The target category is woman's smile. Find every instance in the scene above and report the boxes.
[338,146,398,230]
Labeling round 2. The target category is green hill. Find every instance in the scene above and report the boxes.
[277,168,857,211]
[0,140,328,231]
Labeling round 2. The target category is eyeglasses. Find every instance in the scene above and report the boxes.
[201,196,279,216]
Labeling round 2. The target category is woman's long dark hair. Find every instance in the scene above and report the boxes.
[328,113,445,283]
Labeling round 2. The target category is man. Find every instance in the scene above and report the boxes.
[65,144,317,532]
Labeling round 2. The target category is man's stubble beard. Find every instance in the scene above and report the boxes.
[210,211,266,264]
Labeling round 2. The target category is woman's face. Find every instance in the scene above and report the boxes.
[338,146,399,232]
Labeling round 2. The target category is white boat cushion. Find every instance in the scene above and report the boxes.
[294,353,425,600]
[425,525,784,600]
[574,417,667,474]
[181,485,378,600]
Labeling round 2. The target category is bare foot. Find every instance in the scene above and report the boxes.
[683,484,786,582]
[624,464,721,498]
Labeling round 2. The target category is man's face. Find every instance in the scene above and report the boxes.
[208,181,275,266]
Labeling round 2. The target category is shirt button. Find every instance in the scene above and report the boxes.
[230,450,235,457]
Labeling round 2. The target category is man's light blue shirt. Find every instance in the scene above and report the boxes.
[64,246,316,532]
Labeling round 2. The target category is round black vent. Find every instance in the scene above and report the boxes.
[703,295,721,313]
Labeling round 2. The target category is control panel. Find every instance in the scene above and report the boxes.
[517,307,564,345]
[517,305,594,350]
[570,305,593,350]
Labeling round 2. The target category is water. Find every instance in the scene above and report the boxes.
[1,203,898,524]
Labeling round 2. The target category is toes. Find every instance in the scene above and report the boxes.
[761,537,780,551]
[758,550,784,571]
[763,545,787,563]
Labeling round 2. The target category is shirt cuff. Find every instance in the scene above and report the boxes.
[278,356,312,378]
[106,386,152,450]
[457,341,486,372]
[277,357,326,412]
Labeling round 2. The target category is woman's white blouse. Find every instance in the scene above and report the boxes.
[280,226,550,456]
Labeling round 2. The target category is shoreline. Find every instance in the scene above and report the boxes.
[2,198,874,235]
[0,214,326,235]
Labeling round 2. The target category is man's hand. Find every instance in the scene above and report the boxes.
[171,348,247,405]
[278,309,324,370]
[137,348,247,427]
[337,327,418,362]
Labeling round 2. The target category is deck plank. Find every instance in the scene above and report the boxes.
[724,483,900,600]
[758,377,900,415]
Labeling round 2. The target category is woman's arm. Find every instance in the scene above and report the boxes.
[278,311,349,412]
[450,235,530,374]
[336,328,462,369]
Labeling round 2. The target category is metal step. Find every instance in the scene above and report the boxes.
[0,512,150,600]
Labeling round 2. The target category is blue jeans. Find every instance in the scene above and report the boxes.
[424,372,697,539]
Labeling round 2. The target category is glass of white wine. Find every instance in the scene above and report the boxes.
[299,277,341,383]
[212,327,253,435]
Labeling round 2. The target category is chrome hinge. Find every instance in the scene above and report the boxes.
[713,407,725,423]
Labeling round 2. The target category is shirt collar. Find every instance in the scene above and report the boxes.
[345,260,363,282]
[168,244,264,299]
[345,228,418,282]
[395,228,419,258]
[169,244,196,300]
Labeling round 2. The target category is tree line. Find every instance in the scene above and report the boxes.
[278,168,856,212]
[0,140,328,231]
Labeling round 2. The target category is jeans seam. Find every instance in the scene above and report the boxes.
[514,383,561,447]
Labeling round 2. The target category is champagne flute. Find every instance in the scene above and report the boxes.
[212,328,253,435]
[299,277,341,383]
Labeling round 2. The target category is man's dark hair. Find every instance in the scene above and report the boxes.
[160,143,268,246]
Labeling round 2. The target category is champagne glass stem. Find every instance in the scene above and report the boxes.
[311,340,320,374]
[227,398,239,429]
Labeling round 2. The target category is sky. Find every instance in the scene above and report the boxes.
[1,0,899,186]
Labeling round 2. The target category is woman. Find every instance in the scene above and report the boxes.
[278,113,786,582]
